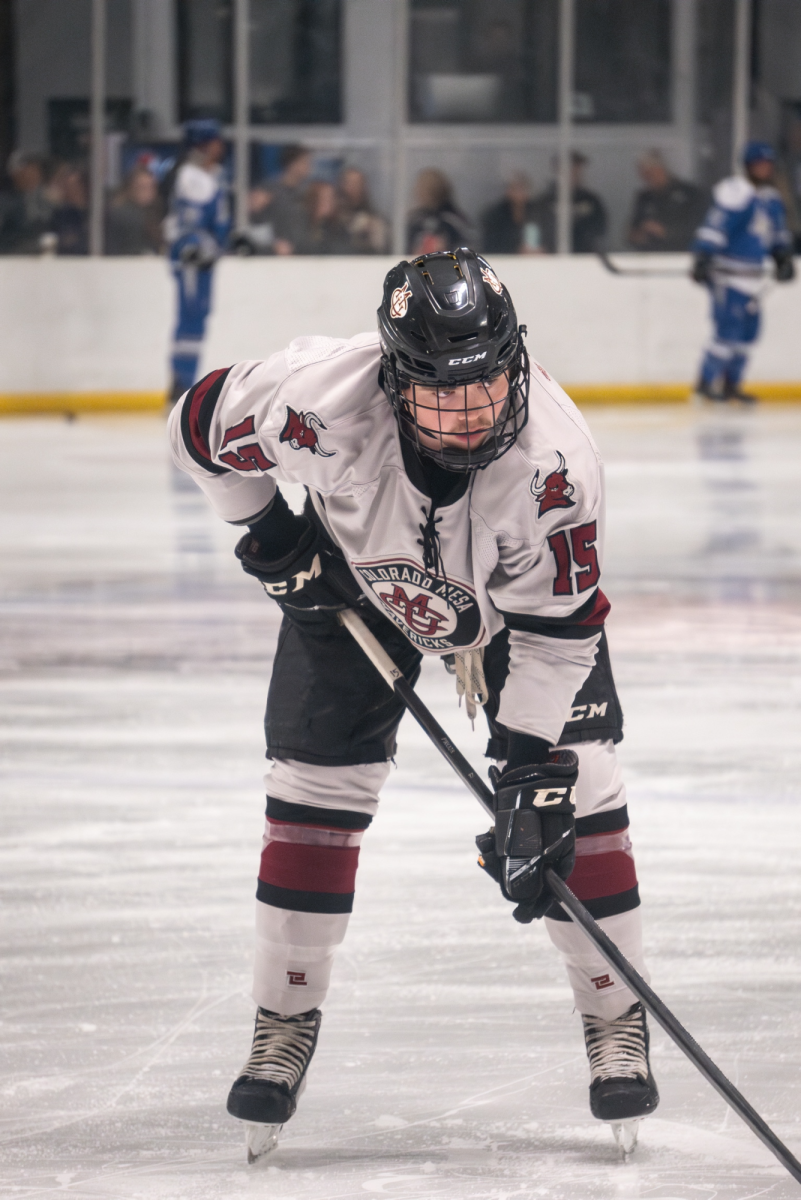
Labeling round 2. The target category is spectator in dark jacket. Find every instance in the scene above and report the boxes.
[294,181,351,255]
[534,153,607,253]
[627,150,707,251]
[269,144,313,255]
[407,168,475,254]
[0,152,54,254]
[338,167,388,254]
[50,163,89,255]
[481,172,545,254]
[105,166,164,255]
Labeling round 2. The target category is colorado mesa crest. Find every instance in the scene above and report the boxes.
[354,558,483,652]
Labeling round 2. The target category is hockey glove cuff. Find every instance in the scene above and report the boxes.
[772,248,795,282]
[476,749,578,924]
[691,254,713,285]
[235,525,363,628]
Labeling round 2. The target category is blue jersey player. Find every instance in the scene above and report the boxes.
[692,140,795,403]
[166,119,232,400]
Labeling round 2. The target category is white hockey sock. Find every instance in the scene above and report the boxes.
[545,906,648,1021]
[253,902,351,1015]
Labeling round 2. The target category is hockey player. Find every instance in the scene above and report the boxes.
[166,119,231,401]
[692,140,795,403]
[168,249,658,1156]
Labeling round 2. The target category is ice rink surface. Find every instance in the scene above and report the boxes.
[2,404,801,1199]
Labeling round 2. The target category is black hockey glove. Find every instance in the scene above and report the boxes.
[235,523,363,629]
[691,254,713,285]
[772,247,795,282]
[476,749,578,924]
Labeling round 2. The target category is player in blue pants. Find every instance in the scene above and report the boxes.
[692,141,794,403]
[167,120,231,401]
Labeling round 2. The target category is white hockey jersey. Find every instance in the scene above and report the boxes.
[169,333,609,744]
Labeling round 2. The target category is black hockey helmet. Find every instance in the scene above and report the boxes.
[377,248,529,471]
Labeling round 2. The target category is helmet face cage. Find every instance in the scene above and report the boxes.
[378,249,530,471]
[382,341,530,471]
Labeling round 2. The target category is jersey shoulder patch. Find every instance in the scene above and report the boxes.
[713,175,754,212]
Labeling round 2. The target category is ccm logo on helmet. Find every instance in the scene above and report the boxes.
[448,351,487,366]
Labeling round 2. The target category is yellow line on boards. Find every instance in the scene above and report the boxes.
[0,392,168,415]
[567,383,801,404]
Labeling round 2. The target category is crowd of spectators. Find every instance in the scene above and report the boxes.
[0,141,723,258]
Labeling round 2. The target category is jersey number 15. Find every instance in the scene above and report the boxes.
[548,522,599,596]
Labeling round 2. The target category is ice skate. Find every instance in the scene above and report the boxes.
[692,379,727,406]
[610,1118,640,1159]
[582,1001,658,1156]
[722,382,758,405]
[227,1006,322,1162]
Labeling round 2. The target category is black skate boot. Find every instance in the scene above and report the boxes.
[227,1007,322,1162]
[582,1001,659,1153]
[693,378,726,404]
[722,381,758,405]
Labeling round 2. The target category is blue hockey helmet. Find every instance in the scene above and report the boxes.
[183,119,223,148]
[743,140,775,165]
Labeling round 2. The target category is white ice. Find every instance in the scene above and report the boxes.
[2,405,801,1199]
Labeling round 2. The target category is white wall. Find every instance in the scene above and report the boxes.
[1,255,800,396]
[201,255,801,385]
[0,259,173,392]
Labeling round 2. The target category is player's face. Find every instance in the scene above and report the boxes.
[403,373,510,453]
[747,159,774,184]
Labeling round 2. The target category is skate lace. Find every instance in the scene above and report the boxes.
[582,1003,648,1083]
[240,1008,321,1090]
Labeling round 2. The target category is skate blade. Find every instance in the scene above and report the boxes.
[245,1121,282,1164]
[609,1118,640,1159]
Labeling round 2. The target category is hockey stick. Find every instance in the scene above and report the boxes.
[597,251,690,278]
[338,606,801,1184]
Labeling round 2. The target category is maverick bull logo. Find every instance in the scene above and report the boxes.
[530,451,575,517]
[280,407,335,457]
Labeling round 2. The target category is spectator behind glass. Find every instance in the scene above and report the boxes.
[50,163,89,255]
[776,111,801,251]
[338,167,388,253]
[407,168,475,254]
[481,172,544,254]
[534,153,607,253]
[628,150,707,251]
[295,181,351,255]
[105,166,164,255]
[0,151,54,254]
[269,144,313,255]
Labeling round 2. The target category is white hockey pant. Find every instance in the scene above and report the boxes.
[253,741,647,1021]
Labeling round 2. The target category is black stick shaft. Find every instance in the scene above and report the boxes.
[394,676,495,819]
[545,870,801,1183]
[338,608,801,1183]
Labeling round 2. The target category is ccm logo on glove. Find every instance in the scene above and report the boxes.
[260,554,322,596]
[532,786,574,807]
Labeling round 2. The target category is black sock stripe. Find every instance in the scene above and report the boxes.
[575,803,629,838]
[266,795,373,831]
[545,884,640,922]
[257,880,355,914]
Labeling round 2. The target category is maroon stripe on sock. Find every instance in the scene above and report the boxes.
[259,840,361,894]
[565,848,637,902]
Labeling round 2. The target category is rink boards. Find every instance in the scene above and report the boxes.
[1,255,801,412]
